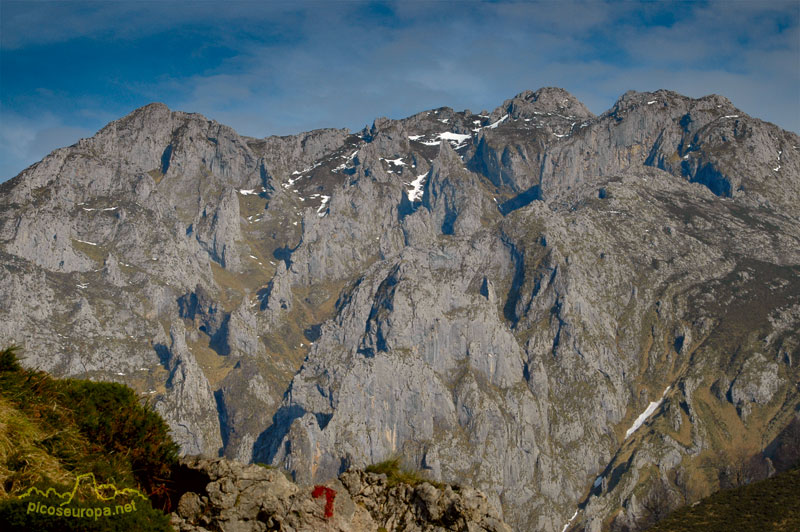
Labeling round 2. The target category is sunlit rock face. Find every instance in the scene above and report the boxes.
[2,87,798,531]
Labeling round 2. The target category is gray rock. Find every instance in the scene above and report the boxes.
[170,456,511,532]
[153,322,224,456]
[1,88,798,532]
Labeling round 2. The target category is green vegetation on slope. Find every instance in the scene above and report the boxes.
[365,457,445,489]
[646,467,800,532]
[0,345,176,530]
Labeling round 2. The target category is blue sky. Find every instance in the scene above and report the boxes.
[1,0,798,182]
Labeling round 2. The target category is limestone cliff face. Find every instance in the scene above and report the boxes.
[1,88,798,532]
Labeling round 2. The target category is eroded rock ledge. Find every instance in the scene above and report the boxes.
[171,456,512,532]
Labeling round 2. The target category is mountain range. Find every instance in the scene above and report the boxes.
[1,87,798,531]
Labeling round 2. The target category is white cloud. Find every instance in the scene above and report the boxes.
[0,108,93,180]
[1,0,797,182]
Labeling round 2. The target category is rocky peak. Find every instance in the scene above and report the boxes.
[493,87,594,121]
[121,101,172,121]
[94,102,177,159]
[603,89,737,121]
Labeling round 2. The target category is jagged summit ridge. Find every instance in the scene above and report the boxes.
[494,86,594,121]
[1,87,799,532]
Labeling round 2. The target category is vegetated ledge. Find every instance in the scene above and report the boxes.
[645,467,800,532]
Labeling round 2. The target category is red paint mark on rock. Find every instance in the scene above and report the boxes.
[312,485,336,518]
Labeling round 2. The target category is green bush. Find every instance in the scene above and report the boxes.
[365,457,443,489]
[0,346,179,514]
[0,346,22,372]
[60,380,179,494]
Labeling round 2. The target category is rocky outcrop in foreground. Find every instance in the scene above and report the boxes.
[171,457,511,532]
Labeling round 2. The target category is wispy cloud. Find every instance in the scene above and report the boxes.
[1,0,798,181]
[0,107,94,178]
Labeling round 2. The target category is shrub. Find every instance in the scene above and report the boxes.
[60,380,179,494]
[0,346,179,513]
[365,457,443,488]
[0,346,22,372]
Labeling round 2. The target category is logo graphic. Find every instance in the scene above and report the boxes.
[20,473,147,520]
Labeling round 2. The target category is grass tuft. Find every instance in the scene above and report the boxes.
[365,457,444,489]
